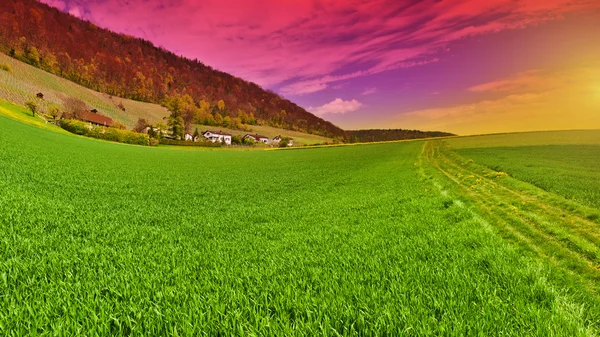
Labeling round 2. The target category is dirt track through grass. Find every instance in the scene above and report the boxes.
[422,140,600,327]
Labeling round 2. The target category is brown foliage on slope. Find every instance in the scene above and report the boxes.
[0,0,344,137]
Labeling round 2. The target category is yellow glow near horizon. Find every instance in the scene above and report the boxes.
[394,65,600,135]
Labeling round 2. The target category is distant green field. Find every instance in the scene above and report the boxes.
[2,105,598,335]
[456,145,600,209]
[447,130,600,148]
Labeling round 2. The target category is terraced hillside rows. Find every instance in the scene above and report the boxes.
[1,107,599,335]
[0,53,170,128]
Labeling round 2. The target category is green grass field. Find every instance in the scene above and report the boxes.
[1,105,599,335]
[446,131,600,209]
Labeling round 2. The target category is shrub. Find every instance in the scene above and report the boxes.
[159,138,221,147]
[112,121,127,130]
[279,138,291,148]
[60,119,149,145]
[0,64,12,72]
[60,119,90,135]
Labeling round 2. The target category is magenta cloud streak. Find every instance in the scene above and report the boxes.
[40,0,600,101]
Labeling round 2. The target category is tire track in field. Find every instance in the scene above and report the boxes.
[421,140,600,295]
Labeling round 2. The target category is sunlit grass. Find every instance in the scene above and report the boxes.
[0,106,598,335]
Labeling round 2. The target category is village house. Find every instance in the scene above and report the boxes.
[80,111,113,127]
[184,133,200,142]
[244,134,270,144]
[273,135,294,146]
[203,130,232,145]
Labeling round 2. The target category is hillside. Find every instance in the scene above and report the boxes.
[0,52,169,128]
[0,0,344,137]
[0,51,337,144]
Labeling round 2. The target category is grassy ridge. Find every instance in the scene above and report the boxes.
[422,139,600,333]
[446,130,600,149]
[456,145,600,209]
[0,107,594,334]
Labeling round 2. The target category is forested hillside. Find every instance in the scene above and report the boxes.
[345,129,455,142]
[0,0,344,137]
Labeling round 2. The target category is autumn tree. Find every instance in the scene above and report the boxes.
[25,100,37,117]
[217,99,225,111]
[48,104,61,120]
[133,118,148,133]
[214,112,223,126]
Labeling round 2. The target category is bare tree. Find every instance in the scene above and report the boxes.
[132,118,148,133]
[63,97,88,120]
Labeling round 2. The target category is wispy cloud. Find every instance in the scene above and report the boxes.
[309,98,363,116]
[361,87,377,96]
[40,0,600,96]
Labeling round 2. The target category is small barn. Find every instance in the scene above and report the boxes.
[80,111,114,127]
[36,93,44,99]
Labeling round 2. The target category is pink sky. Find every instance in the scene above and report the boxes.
[41,0,600,134]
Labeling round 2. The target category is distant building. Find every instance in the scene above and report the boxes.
[244,134,270,144]
[273,135,293,146]
[80,111,113,127]
[203,130,232,145]
[90,108,98,113]
[36,92,44,99]
[184,133,194,141]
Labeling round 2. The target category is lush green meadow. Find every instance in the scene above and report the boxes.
[446,131,600,209]
[1,107,599,335]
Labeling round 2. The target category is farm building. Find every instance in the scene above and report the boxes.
[80,111,113,127]
[185,133,200,142]
[36,92,44,99]
[273,135,294,146]
[244,134,270,144]
[203,130,232,145]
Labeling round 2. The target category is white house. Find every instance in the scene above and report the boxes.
[184,133,194,141]
[203,130,232,145]
[244,134,270,144]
